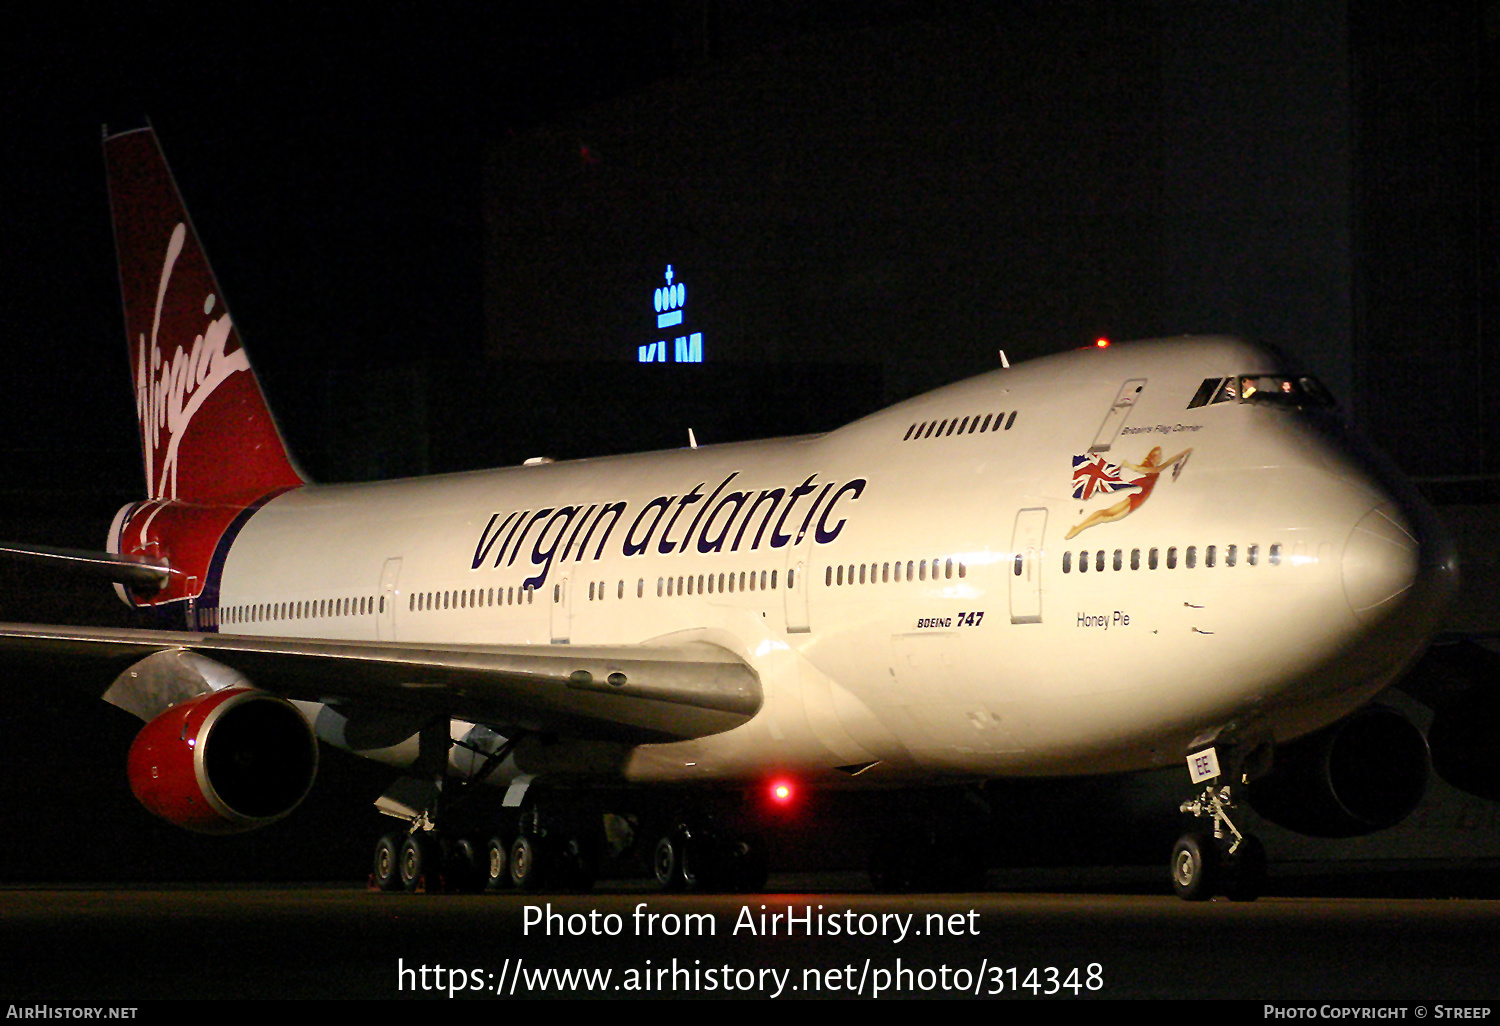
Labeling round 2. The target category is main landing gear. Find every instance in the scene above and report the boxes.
[371,818,488,894]
[1172,745,1267,902]
[651,815,769,893]
[369,723,529,894]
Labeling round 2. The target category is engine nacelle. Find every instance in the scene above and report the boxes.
[1248,707,1429,838]
[1428,686,1500,802]
[128,686,319,834]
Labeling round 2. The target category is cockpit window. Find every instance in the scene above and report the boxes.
[1187,378,1219,409]
[1238,375,1335,408]
[1187,375,1335,410]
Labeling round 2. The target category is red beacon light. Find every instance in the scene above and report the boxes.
[768,779,795,806]
[1095,337,1111,349]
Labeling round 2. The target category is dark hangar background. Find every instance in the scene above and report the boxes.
[0,2,1495,881]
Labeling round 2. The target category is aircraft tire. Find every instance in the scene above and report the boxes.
[1171,832,1218,901]
[400,833,440,892]
[724,835,769,892]
[509,834,548,891]
[372,833,405,892]
[484,836,510,891]
[553,835,598,892]
[448,837,485,893]
[653,834,684,891]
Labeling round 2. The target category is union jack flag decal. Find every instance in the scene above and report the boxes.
[1072,453,1128,501]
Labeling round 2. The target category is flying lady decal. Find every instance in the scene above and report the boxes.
[1065,446,1192,539]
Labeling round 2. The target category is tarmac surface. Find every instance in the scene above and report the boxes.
[3,874,1497,1002]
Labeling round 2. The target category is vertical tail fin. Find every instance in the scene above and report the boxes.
[104,127,304,505]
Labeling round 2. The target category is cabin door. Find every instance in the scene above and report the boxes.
[1009,508,1046,624]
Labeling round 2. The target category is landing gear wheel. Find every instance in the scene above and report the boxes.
[509,834,547,891]
[553,836,598,892]
[653,834,684,891]
[723,835,769,892]
[1225,835,1266,902]
[1171,832,1218,901]
[400,833,441,892]
[372,833,405,892]
[484,836,510,892]
[448,837,484,893]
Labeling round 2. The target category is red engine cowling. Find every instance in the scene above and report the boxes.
[128,686,319,834]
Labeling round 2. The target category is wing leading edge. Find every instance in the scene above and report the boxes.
[0,625,761,744]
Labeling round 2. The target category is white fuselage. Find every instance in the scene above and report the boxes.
[207,338,1448,789]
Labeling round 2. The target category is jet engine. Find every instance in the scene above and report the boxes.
[1248,706,1429,838]
[128,686,319,834]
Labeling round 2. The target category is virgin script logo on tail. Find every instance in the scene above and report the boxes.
[135,223,250,500]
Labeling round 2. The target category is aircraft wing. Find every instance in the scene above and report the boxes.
[0,624,761,744]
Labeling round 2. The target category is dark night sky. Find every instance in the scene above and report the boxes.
[3,7,658,477]
[5,2,1491,496]
[2,3,984,496]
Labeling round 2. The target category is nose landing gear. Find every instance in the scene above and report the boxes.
[1173,745,1267,902]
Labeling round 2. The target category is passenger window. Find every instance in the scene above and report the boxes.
[1269,543,1282,566]
[1167,547,1178,569]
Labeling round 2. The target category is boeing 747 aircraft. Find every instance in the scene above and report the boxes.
[0,127,1460,900]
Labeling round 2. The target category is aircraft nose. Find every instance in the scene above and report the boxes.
[1342,502,1455,624]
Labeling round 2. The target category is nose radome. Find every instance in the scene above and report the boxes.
[1342,504,1421,622]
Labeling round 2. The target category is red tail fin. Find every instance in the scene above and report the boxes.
[105,127,304,504]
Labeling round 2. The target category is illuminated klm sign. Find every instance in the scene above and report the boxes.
[639,264,704,363]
